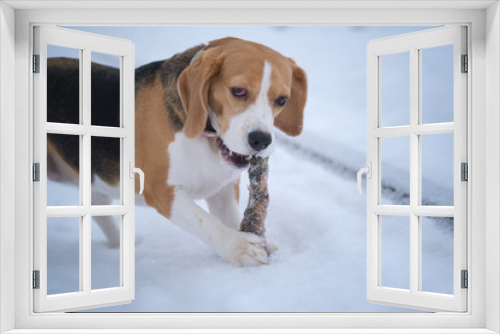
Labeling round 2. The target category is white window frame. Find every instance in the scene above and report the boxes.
[33,26,136,313]
[365,26,468,312]
[0,1,499,333]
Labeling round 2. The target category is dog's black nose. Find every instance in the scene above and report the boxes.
[248,131,272,151]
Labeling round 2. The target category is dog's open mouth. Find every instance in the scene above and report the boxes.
[216,137,250,169]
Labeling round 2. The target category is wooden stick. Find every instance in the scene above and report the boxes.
[240,156,269,250]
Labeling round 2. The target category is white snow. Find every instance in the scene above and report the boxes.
[45,26,455,312]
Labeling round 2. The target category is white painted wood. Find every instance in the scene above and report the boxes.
[46,123,130,138]
[372,123,454,137]
[485,3,500,332]
[8,5,492,333]
[372,126,411,137]
[33,25,135,313]
[453,25,469,314]
[366,26,468,312]
[417,46,424,295]
[121,35,136,298]
[372,206,455,217]
[3,0,497,10]
[46,206,130,217]
[0,2,17,333]
[409,45,419,297]
[82,213,91,295]
[0,329,498,334]
[82,46,92,299]
[32,25,49,314]
[413,123,455,135]
[366,32,379,311]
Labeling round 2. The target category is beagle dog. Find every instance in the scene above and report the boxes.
[47,37,307,266]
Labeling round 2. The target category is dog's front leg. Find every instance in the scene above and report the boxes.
[205,180,240,231]
[170,189,268,266]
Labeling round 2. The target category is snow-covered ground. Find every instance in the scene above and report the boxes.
[46,26,455,312]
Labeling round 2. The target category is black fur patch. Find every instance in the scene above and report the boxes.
[135,60,163,89]
[47,58,80,125]
[159,44,206,131]
[91,63,120,127]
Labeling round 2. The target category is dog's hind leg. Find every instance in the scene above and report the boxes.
[91,192,120,249]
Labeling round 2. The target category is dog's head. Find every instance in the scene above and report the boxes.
[178,37,307,169]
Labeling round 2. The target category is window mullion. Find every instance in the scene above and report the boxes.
[82,213,91,293]
[409,47,420,294]
[78,48,84,293]
[416,47,423,294]
[81,47,92,294]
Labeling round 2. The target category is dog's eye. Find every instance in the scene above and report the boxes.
[231,87,248,99]
[274,96,288,107]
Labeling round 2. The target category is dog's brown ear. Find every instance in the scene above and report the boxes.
[178,48,222,139]
[274,59,307,137]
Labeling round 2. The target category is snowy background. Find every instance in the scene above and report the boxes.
[46,26,455,312]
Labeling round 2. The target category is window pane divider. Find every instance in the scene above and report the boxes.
[372,205,454,217]
[90,205,130,216]
[412,206,455,217]
[372,123,454,138]
[46,205,130,217]
[372,126,411,137]
[46,123,87,135]
[46,122,129,138]
[372,205,411,215]
[413,122,454,135]
[47,206,88,217]
[90,125,130,138]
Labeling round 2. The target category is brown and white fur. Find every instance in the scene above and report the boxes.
[47,37,307,266]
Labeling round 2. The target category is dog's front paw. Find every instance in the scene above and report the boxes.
[216,229,268,266]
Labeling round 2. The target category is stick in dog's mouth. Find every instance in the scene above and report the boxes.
[215,137,251,169]
[240,155,270,255]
